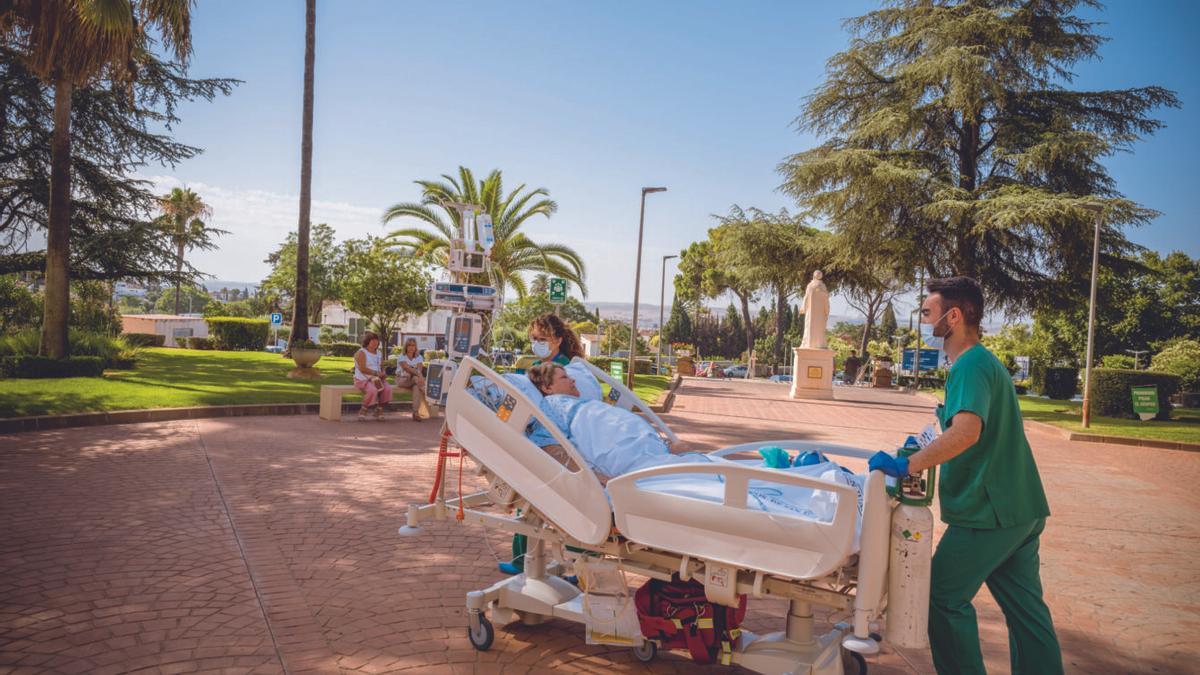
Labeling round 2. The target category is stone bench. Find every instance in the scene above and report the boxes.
[318,383,440,421]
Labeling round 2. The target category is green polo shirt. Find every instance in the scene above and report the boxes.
[935,343,1051,529]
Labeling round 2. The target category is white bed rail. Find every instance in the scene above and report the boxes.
[607,462,861,580]
[445,357,612,546]
[571,357,679,445]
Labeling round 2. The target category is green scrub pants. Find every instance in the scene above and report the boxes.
[929,517,1063,675]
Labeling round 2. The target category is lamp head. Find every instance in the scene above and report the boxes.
[643,187,667,194]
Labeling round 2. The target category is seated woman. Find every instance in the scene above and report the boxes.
[353,332,392,421]
[394,338,431,421]
[526,362,704,485]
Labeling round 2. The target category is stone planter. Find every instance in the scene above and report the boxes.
[288,347,323,380]
[676,356,695,376]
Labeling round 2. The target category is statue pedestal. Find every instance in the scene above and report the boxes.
[790,347,835,400]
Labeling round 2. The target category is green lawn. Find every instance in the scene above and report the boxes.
[926,389,1200,444]
[0,348,672,418]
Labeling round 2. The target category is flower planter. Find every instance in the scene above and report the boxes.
[288,346,323,380]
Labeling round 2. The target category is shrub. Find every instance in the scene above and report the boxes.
[184,336,214,350]
[0,275,40,334]
[1100,354,1135,369]
[123,332,166,347]
[0,328,137,368]
[1090,368,1181,420]
[1041,367,1078,400]
[205,317,269,351]
[1150,339,1200,392]
[324,341,360,357]
[0,355,105,379]
[587,356,653,375]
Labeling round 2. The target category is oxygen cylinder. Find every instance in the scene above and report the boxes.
[887,502,933,649]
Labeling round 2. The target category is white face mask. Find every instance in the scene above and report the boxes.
[920,310,952,350]
[531,339,552,358]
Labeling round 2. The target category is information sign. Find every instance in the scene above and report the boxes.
[609,360,624,380]
[1131,385,1159,421]
[270,312,283,325]
[902,348,942,372]
[549,277,567,304]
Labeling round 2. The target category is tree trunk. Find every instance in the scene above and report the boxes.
[290,0,316,348]
[40,79,73,358]
[772,284,788,365]
[173,229,185,314]
[736,290,754,359]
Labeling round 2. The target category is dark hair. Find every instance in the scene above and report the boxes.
[926,276,984,328]
[528,362,564,394]
[361,331,380,348]
[404,338,418,357]
[528,313,585,359]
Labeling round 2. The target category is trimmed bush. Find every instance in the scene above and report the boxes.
[124,332,166,347]
[1090,368,1181,420]
[1100,354,1134,369]
[587,356,653,375]
[324,341,360,357]
[0,355,105,379]
[184,336,214,350]
[205,317,269,351]
[0,328,137,368]
[1041,367,1078,400]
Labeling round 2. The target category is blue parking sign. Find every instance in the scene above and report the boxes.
[270,312,283,325]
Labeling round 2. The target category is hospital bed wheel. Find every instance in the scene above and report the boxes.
[632,640,657,663]
[468,615,494,651]
[841,648,867,675]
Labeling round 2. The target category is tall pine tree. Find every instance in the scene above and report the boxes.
[780,0,1178,313]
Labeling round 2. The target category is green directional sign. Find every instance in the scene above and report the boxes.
[1131,385,1159,421]
[548,277,567,304]
[609,360,624,380]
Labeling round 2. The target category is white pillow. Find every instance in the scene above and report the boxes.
[503,373,544,406]
[565,361,603,401]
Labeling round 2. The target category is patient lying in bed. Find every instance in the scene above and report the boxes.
[526,363,705,484]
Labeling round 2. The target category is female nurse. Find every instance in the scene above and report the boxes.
[501,313,586,574]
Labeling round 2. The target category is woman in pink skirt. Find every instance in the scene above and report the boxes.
[353,331,392,421]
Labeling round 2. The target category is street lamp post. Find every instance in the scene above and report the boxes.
[658,254,678,375]
[1081,203,1104,429]
[629,187,667,388]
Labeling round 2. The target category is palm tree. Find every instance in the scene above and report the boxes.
[158,187,223,314]
[1,0,194,357]
[382,167,586,308]
[291,0,316,349]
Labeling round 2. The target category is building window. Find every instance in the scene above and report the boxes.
[348,317,367,342]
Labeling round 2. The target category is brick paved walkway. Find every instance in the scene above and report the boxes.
[1,379,1196,673]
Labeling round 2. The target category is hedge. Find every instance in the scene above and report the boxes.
[123,332,166,347]
[1042,367,1078,400]
[205,317,269,351]
[324,341,360,357]
[0,355,105,379]
[587,356,653,375]
[184,336,214,350]
[1089,368,1180,420]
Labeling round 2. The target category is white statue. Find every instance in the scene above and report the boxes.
[800,270,830,350]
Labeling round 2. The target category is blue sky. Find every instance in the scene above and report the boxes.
[155,0,1199,318]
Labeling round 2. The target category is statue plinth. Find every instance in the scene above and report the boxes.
[789,347,835,400]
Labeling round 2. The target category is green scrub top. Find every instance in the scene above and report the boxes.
[516,352,570,374]
[935,343,1050,529]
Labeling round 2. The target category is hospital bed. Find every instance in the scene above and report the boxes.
[399,357,923,674]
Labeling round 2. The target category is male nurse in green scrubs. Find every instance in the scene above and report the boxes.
[868,276,1062,675]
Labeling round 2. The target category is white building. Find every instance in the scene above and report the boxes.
[579,333,603,358]
[320,302,455,348]
[120,314,208,347]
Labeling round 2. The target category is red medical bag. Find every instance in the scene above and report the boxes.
[634,573,747,665]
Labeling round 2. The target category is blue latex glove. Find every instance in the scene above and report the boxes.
[793,450,828,467]
[868,450,910,477]
[758,446,792,469]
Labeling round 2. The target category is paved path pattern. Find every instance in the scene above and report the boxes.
[1,377,1196,674]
